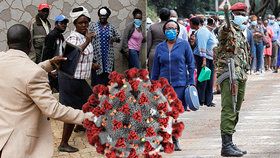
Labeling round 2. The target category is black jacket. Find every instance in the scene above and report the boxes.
[42,27,64,61]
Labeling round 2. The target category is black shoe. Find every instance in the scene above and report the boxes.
[58,145,79,153]
[273,70,278,73]
[231,143,247,155]
[172,136,182,151]
[221,134,243,157]
[74,125,86,133]
[221,144,243,157]
[207,102,216,107]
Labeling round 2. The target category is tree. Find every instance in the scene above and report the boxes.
[270,0,280,17]
[250,0,280,18]
[148,0,280,19]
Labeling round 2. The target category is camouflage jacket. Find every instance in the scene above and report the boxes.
[215,23,250,81]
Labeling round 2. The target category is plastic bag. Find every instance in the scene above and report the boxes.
[198,66,211,82]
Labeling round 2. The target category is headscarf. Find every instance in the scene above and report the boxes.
[70,6,91,23]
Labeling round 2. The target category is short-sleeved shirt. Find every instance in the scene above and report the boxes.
[66,31,94,79]
[193,26,218,60]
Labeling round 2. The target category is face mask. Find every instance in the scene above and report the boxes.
[134,19,142,28]
[233,15,248,26]
[269,19,275,25]
[240,24,247,30]
[170,17,177,22]
[165,29,177,41]
[251,21,257,26]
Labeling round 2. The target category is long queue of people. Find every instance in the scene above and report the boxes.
[146,3,271,157]
[147,8,280,110]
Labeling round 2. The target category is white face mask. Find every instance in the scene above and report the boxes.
[170,17,177,22]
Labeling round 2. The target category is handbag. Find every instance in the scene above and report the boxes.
[198,66,211,82]
[184,85,200,111]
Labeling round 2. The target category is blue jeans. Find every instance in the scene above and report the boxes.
[129,49,141,68]
[253,42,264,71]
[173,86,188,111]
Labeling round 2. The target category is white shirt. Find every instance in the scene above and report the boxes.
[243,28,248,39]
[40,18,50,34]
[178,24,188,41]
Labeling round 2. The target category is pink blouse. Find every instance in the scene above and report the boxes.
[128,29,143,51]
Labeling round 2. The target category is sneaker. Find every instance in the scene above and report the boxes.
[255,71,260,75]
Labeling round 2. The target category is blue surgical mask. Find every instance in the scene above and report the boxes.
[165,29,177,41]
[240,24,247,30]
[233,15,248,26]
[134,19,142,28]
[251,21,257,26]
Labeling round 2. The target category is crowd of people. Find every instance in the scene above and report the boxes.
[1,1,279,157]
[148,6,280,108]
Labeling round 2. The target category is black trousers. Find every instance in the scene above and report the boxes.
[194,55,215,106]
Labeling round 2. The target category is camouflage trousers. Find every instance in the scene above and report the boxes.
[220,79,246,135]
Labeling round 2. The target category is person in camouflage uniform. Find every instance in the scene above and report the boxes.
[215,2,250,157]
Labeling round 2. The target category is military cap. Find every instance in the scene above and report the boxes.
[230,2,247,11]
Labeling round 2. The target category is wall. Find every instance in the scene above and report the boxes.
[0,0,146,72]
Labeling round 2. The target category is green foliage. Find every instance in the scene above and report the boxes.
[148,0,217,18]
[147,5,158,22]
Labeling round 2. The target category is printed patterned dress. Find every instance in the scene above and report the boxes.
[89,21,120,75]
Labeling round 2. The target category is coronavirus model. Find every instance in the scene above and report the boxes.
[83,68,185,158]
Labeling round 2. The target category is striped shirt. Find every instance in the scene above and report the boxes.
[66,31,94,79]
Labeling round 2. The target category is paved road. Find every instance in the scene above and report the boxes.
[52,72,280,158]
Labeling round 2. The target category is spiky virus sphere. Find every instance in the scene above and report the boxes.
[82,68,185,158]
